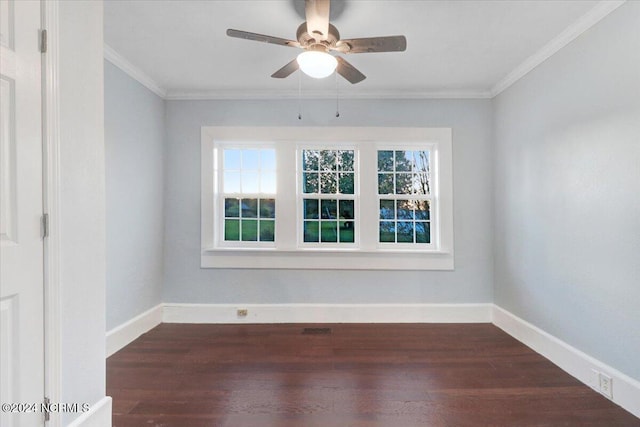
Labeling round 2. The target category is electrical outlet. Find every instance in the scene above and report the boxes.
[599,373,613,399]
[237,308,248,317]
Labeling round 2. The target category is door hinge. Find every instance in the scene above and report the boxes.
[42,213,49,239]
[43,396,51,422]
[40,29,47,53]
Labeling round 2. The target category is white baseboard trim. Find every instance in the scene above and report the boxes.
[106,304,163,357]
[162,303,492,324]
[66,396,112,427]
[492,305,640,419]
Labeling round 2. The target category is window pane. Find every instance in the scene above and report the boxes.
[397,221,414,242]
[259,199,275,218]
[304,221,319,242]
[339,222,354,243]
[339,200,354,220]
[413,151,429,172]
[378,150,393,172]
[396,199,414,219]
[224,149,241,170]
[242,172,260,193]
[224,219,240,241]
[339,201,355,243]
[379,199,395,219]
[261,150,276,171]
[261,172,276,194]
[321,199,337,219]
[379,221,395,242]
[395,151,412,172]
[259,220,275,242]
[242,149,260,170]
[302,150,319,171]
[241,219,258,241]
[338,200,355,243]
[224,198,240,217]
[303,172,319,193]
[339,173,354,194]
[303,199,319,219]
[224,172,241,193]
[415,200,430,220]
[339,150,354,171]
[321,221,338,242]
[319,150,337,171]
[416,222,430,243]
[241,199,258,218]
[378,173,394,194]
[395,173,412,194]
[413,173,430,195]
[320,172,337,194]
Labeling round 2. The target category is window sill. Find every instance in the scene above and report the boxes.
[201,248,454,270]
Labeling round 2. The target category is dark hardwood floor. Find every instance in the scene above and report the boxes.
[107,323,639,426]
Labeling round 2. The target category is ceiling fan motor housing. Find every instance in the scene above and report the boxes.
[297,22,341,50]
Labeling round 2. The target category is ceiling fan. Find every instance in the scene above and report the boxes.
[226,0,407,84]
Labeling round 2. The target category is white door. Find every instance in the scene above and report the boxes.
[0,0,45,426]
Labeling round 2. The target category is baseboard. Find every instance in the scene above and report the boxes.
[66,396,112,427]
[492,305,640,419]
[162,303,492,324]
[106,304,163,357]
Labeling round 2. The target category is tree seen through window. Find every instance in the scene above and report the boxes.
[302,149,355,243]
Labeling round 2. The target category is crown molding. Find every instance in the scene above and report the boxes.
[491,0,626,97]
[164,89,492,101]
[103,43,167,98]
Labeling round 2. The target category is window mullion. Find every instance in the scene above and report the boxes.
[360,143,378,250]
[276,142,297,250]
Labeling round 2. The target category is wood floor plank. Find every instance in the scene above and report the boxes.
[107,323,640,426]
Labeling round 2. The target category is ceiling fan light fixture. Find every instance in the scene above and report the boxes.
[296,51,337,79]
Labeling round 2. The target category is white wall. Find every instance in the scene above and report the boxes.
[163,99,494,304]
[58,0,107,424]
[105,60,164,330]
[493,1,640,381]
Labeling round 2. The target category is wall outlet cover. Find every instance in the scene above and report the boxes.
[599,373,613,399]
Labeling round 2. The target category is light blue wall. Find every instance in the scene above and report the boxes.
[59,1,106,423]
[105,60,165,330]
[163,99,494,304]
[493,1,640,381]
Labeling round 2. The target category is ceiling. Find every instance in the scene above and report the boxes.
[104,0,611,99]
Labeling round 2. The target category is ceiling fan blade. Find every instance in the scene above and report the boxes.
[305,0,331,41]
[336,56,366,84]
[271,58,300,79]
[336,36,407,53]
[226,29,301,48]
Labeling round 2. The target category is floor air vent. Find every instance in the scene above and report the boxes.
[302,327,332,335]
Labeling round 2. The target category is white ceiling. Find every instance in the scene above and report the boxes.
[104,0,614,99]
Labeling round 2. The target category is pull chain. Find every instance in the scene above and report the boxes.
[335,71,340,118]
[298,70,302,120]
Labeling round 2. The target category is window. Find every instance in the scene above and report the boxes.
[301,149,356,245]
[202,127,453,270]
[220,149,276,245]
[377,150,432,246]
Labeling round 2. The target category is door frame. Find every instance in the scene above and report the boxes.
[42,1,61,425]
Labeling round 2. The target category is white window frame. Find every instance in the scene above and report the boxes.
[215,145,277,249]
[376,143,437,250]
[297,144,359,249]
[201,127,454,270]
